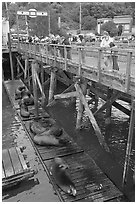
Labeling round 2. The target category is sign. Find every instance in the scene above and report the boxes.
[17,10,48,17]
[29,9,37,18]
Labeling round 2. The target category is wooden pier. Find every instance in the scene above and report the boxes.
[3,79,124,201]
[2,40,135,201]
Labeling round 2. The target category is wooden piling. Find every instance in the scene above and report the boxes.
[122,100,135,187]
[24,57,28,79]
[31,60,39,117]
[48,68,57,104]
[105,88,113,125]
[8,33,14,80]
[76,78,87,130]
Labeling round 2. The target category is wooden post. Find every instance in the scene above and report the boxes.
[122,100,135,187]
[76,78,87,129]
[78,48,82,76]
[64,46,67,71]
[75,82,110,152]
[16,14,20,50]
[97,48,102,82]
[31,61,39,117]
[105,88,113,125]
[112,50,119,71]
[48,68,56,104]
[125,51,132,93]
[24,57,28,79]
[8,33,14,80]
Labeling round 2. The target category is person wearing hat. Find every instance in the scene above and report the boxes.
[100,31,114,69]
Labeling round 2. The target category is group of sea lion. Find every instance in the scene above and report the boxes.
[29,117,69,146]
[15,86,76,197]
[29,117,76,196]
[15,86,34,118]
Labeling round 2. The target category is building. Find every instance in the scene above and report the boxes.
[97,15,133,34]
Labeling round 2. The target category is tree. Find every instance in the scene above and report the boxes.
[101,21,118,37]
[82,16,97,30]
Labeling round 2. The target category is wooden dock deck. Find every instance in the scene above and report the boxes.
[3,79,124,202]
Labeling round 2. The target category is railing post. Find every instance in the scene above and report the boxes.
[112,50,119,71]
[64,45,67,71]
[125,51,132,93]
[97,48,102,82]
[78,47,82,76]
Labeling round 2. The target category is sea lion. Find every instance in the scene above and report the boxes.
[29,121,49,135]
[50,157,76,196]
[41,125,63,137]
[33,134,68,146]
[29,118,56,135]
[20,100,30,118]
[15,86,26,100]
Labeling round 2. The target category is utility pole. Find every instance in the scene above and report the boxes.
[5,2,14,80]
[48,9,51,36]
[79,2,81,33]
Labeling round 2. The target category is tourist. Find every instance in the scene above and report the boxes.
[100,31,113,69]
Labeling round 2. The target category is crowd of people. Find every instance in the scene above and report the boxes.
[18,31,120,70]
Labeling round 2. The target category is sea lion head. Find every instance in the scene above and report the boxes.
[54,157,69,170]
[67,185,76,197]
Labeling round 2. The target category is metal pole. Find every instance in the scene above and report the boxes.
[79,2,81,33]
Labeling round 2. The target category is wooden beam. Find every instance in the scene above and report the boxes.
[122,100,135,186]
[8,33,14,80]
[31,61,39,117]
[54,91,77,100]
[76,79,87,129]
[75,83,110,152]
[24,57,28,79]
[48,68,56,104]
[47,83,75,107]
[16,57,25,74]
[35,71,46,98]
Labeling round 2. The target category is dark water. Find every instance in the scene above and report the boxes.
[2,55,134,201]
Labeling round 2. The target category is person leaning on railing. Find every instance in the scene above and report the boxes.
[100,31,114,69]
[75,35,86,64]
[60,35,72,60]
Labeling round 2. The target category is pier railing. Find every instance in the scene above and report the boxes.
[18,42,135,97]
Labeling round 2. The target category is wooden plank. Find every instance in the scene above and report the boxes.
[54,91,77,100]
[9,147,23,174]
[16,147,28,170]
[2,149,14,177]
